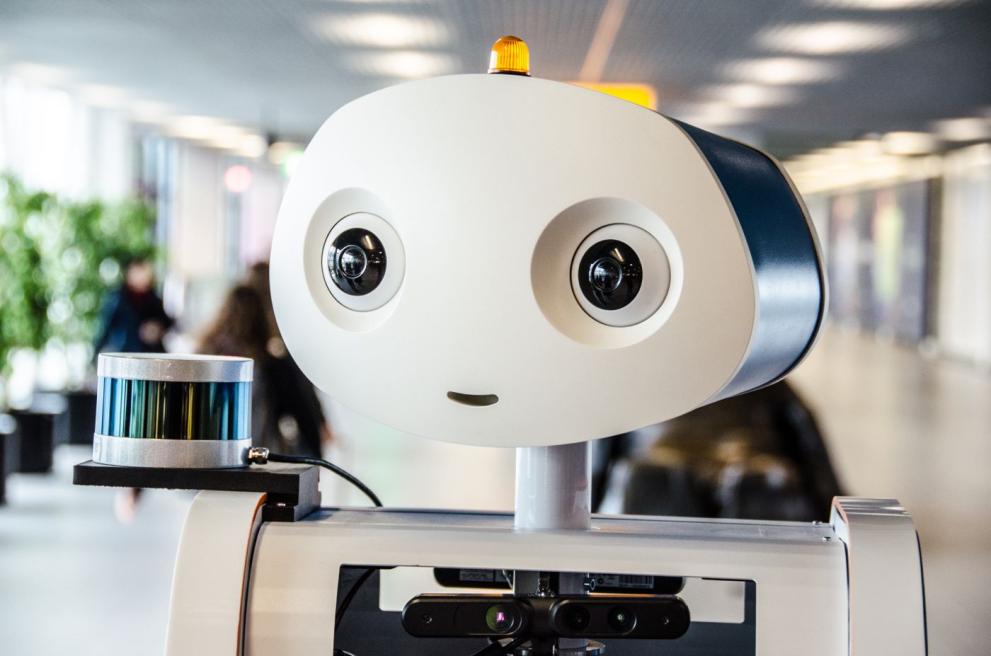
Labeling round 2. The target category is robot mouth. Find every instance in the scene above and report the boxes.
[446,391,499,407]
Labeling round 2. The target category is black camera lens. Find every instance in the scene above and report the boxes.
[326,228,387,296]
[562,605,591,632]
[337,245,368,279]
[590,257,623,293]
[577,240,642,311]
[607,606,637,632]
[485,604,520,633]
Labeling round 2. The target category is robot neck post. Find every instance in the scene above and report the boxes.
[514,443,591,532]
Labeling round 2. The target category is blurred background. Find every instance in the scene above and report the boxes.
[0,1,989,655]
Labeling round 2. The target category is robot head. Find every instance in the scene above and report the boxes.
[270,72,825,447]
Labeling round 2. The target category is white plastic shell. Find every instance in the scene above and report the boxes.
[271,74,789,447]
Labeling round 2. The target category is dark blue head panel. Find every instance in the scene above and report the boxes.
[674,121,825,398]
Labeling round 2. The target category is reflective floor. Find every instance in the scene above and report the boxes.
[0,329,987,655]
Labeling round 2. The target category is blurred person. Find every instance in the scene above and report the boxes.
[245,261,333,447]
[199,284,329,457]
[96,257,173,522]
[94,256,173,354]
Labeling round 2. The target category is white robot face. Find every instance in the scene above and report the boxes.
[271,74,824,447]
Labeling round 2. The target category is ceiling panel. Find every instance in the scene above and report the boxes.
[0,0,988,156]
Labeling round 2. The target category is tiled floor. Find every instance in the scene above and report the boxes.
[0,328,987,655]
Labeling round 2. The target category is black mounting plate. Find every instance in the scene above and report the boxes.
[73,459,319,521]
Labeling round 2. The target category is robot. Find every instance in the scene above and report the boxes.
[75,37,927,656]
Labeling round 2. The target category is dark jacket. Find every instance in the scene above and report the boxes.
[250,353,326,458]
[94,287,173,354]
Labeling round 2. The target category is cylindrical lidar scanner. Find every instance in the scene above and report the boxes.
[92,353,253,468]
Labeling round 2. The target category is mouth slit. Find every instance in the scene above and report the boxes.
[447,391,499,407]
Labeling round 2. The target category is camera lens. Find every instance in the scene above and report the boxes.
[326,228,386,296]
[590,257,623,293]
[607,606,636,632]
[562,605,591,632]
[485,604,519,633]
[577,240,642,311]
[337,245,368,279]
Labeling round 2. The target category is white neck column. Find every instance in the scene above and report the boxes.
[514,442,591,531]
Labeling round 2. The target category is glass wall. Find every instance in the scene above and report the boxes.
[798,145,991,364]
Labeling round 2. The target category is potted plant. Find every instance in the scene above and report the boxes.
[0,174,156,468]
[44,195,156,444]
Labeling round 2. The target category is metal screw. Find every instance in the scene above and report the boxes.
[246,446,270,464]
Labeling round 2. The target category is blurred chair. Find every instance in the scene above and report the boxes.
[593,381,843,522]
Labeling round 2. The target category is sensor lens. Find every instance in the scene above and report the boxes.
[326,228,386,296]
[562,605,591,632]
[607,606,637,632]
[337,245,368,280]
[485,604,520,633]
[590,257,624,293]
[577,240,642,311]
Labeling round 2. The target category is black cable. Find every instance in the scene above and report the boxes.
[264,452,383,508]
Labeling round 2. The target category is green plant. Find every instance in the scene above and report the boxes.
[0,175,57,375]
[46,197,156,346]
[0,173,156,378]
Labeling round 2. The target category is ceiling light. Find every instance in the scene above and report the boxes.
[836,138,885,158]
[205,126,255,150]
[757,22,911,55]
[77,84,130,109]
[166,115,225,140]
[814,0,965,8]
[353,51,457,78]
[6,62,72,85]
[165,117,263,155]
[933,117,991,142]
[723,58,841,85]
[673,103,757,128]
[233,134,267,159]
[881,131,938,155]
[312,13,448,48]
[702,83,800,108]
[128,100,172,124]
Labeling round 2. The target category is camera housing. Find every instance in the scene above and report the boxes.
[550,597,690,639]
[402,595,528,638]
[401,594,690,641]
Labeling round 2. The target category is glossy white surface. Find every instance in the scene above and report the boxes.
[166,490,265,656]
[246,507,849,656]
[514,443,591,530]
[831,498,926,655]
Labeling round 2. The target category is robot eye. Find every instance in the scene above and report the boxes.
[321,213,405,311]
[577,240,642,311]
[326,229,386,296]
[571,224,670,327]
